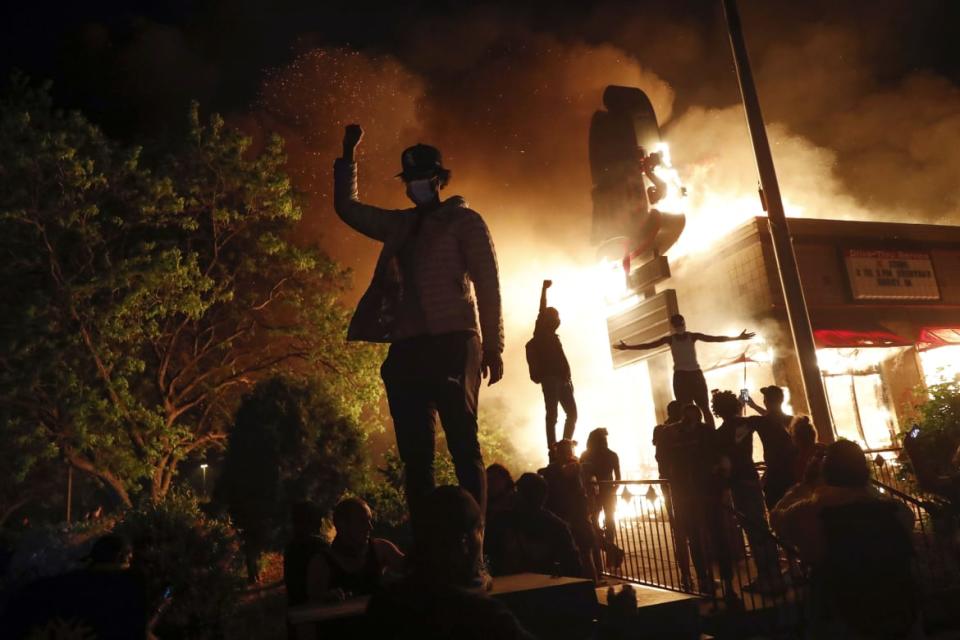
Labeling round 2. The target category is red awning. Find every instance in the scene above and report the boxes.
[917,327,960,351]
[813,328,913,349]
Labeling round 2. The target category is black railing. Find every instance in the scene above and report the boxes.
[870,478,960,591]
[864,447,917,498]
[594,480,807,637]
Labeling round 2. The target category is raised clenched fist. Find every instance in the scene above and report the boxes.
[343,124,364,150]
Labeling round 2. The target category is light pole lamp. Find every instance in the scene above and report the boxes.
[200,463,209,496]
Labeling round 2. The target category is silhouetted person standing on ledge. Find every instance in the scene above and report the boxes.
[614,314,754,428]
[335,125,504,520]
[526,279,577,450]
[580,428,621,540]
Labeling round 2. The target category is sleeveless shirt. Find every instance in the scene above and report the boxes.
[669,334,700,371]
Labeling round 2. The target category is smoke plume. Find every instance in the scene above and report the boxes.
[232,3,960,472]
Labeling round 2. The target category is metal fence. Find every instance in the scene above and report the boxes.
[595,480,807,637]
[864,447,916,497]
[862,447,960,590]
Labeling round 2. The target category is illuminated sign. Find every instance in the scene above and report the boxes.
[844,249,939,300]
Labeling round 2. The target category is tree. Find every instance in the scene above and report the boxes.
[902,381,960,481]
[0,406,60,528]
[213,376,364,581]
[0,77,381,507]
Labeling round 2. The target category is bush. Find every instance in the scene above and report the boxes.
[115,492,244,639]
[213,376,365,582]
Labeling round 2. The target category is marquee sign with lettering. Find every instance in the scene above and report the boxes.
[844,249,940,300]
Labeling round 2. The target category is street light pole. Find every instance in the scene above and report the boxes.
[721,0,834,443]
[200,463,209,497]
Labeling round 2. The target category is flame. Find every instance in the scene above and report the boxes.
[816,347,905,376]
[650,142,687,214]
[488,248,660,478]
[918,345,960,386]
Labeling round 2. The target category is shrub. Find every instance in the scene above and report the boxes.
[115,492,244,639]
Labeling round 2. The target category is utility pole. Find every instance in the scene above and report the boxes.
[721,0,834,442]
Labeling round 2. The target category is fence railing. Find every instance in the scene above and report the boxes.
[864,447,917,497]
[594,480,806,637]
[869,478,960,592]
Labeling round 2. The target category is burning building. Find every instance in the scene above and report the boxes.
[589,84,960,451]
[611,215,960,450]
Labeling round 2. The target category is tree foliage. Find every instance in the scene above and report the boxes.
[213,376,364,579]
[0,77,381,507]
[903,381,960,478]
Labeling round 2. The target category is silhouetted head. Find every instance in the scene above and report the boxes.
[290,500,322,537]
[669,314,686,334]
[760,385,785,413]
[792,416,817,449]
[822,440,870,488]
[88,534,131,568]
[516,472,549,511]
[397,144,450,207]
[665,400,683,423]
[535,307,561,334]
[486,463,515,503]
[711,390,742,420]
[586,428,609,452]
[681,403,703,424]
[553,438,577,463]
[333,497,374,552]
[414,486,483,585]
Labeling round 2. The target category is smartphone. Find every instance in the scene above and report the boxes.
[908,426,921,439]
[739,388,750,402]
[163,585,173,599]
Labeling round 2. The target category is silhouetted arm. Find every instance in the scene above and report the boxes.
[334,124,406,242]
[613,336,671,351]
[745,396,767,415]
[540,279,552,313]
[691,329,755,343]
[613,452,621,482]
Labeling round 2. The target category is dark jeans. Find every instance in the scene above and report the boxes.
[381,332,486,519]
[673,369,714,428]
[542,377,577,447]
[762,468,794,510]
[598,488,617,542]
[672,488,732,587]
[730,480,780,580]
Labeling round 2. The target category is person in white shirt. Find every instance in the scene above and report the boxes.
[614,314,753,428]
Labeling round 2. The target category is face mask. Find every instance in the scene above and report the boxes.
[407,179,437,205]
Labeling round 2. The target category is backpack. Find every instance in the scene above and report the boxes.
[525,338,543,383]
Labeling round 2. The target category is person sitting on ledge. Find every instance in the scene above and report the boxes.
[307,497,403,603]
